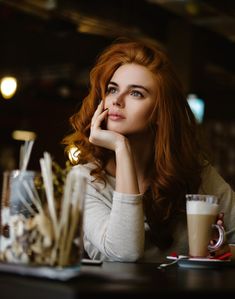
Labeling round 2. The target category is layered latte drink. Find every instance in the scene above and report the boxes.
[186,194,224,257]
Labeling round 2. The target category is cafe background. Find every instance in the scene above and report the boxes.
[0,0,235,190]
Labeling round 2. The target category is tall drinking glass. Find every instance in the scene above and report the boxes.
[186,194,225,258]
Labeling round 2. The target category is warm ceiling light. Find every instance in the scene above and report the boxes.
[0,76,17,99]
[185,1,200,16]
[12,130,37,141]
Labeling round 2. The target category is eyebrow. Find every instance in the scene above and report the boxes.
[108,81,150,94]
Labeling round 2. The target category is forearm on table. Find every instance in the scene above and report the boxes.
[102,193,145,261]
[84,192,145,261]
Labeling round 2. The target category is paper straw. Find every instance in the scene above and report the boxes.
[18,191,36,215]
[22,180,43,214]
[62,174,86,265]
[20,140,34,172]
[40,154,58,238]
[58,171,74,265]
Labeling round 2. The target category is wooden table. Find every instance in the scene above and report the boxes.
[1,260,235,298]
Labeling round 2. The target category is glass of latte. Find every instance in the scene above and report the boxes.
[186,194,225,258]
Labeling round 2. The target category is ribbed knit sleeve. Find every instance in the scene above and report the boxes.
[73,164,145,261]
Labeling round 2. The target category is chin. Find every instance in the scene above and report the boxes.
[107,126,124,134]
[108,127,123,134]
[107,123,120,131]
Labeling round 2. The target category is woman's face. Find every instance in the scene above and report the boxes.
[104,63,158,135]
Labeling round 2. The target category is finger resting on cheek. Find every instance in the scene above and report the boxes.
[98,100,104,108]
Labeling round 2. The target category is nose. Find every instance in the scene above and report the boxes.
[112,93,125,107]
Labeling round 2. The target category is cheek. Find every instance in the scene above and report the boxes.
[104,96,112,109]
[132,106,154,123]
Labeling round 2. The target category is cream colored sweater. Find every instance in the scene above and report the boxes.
[72,163,235,263]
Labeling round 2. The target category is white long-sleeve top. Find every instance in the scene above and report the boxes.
[72,163,235,262]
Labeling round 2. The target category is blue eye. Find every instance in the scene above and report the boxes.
[130,90,144,98]
[106,86,117,94]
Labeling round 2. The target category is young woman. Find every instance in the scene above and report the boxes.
[63,39,235,262]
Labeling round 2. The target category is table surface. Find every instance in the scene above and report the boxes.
[1,260,235,298]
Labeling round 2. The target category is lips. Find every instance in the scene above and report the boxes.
[108,112,125,121]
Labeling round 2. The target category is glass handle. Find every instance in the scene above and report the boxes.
[208,224,225,252]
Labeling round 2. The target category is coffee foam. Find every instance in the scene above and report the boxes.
[187,201,218,215]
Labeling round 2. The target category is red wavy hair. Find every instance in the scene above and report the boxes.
[63,38,208,248]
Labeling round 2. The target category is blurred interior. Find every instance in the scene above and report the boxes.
[0,0,235,188]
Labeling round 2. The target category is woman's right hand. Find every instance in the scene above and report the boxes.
[89,101,126,152]
[90,101,139,194]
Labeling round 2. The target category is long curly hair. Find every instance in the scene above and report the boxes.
[63,38,208,248]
